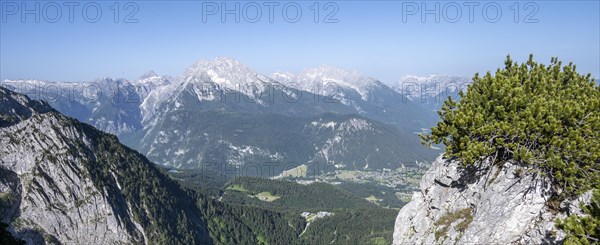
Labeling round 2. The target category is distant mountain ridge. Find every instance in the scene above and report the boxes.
[1,77,170,135]
[2,58,441,176]
[273,65,385,102]
[391,74,471,110]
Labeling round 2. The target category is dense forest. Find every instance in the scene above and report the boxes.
[300,208,397,245]
[222,177,379,211]
[165,175,400,244]
[216,177,398,244]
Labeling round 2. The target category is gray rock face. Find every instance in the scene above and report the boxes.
[393,155,589,244]
[1,86,213,244]
[0,87,143,243]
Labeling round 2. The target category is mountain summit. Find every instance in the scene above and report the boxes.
[183,57,272,88]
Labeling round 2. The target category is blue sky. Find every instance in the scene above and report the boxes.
[1,1,599,83]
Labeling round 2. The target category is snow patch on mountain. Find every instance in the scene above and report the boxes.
[273,65,383,101]
[220,140,284,167]
[184,57,274,100]
[339,118,372,132]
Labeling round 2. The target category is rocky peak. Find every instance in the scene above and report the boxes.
[139,70,159,79]
[393,155,591,244]
[176,57,278,104]
[0,86,53,127]
[184,57,261,84]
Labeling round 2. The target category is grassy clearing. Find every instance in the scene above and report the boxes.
[365,195,381,204]
[280,164,308,178]
[252,192,281,202]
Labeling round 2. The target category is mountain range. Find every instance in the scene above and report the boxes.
[0,86,404,244]
[1,58,468,177]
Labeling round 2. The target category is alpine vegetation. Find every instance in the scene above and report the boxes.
[422,55,600,198]
[394,55,599,244]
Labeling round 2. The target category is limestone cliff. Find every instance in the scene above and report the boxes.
[0,86,210,244]
[393,155,592,244]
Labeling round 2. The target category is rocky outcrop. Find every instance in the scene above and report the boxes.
[393,155,591,244]
[0,86,211,244]
[1,86,143,243]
